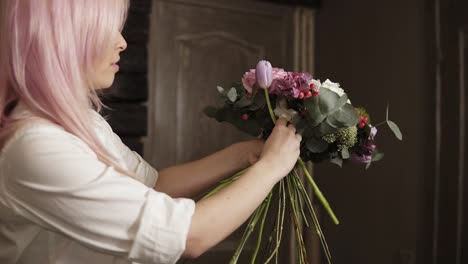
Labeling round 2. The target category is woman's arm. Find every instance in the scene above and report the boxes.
[184,118,301,258]
[155,140,264,198]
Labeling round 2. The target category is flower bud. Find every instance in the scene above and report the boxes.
[255,60,273,89]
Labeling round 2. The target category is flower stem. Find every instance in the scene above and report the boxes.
[297,158,340,225]
[264,88,277,123]
[250,192,272,264]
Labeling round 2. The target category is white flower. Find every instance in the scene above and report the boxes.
[321,79,351,104]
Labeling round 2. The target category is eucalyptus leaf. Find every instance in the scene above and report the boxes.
[217,86,225,95]
[305,137,329,153]
[316,119,339,137]
[327,104,360,128]
[330,94,349,113]
[365,162,372,170]
[235,96,253,108]
[318,88,340,115]
[249,92,266,111]
[386,102,389,121]
[227,88,237,102]
[330,158,343,168]
[372,152,385,162]
[304,96,326,126]
[341,147,350,159]
[297,121,315,138]
[387,120,403,140]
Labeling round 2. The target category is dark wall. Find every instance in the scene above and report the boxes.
[101,0,152,155]
[314,0,431,263]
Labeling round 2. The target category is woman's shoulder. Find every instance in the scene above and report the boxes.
[1,118,96,171]
[0,118,101,188]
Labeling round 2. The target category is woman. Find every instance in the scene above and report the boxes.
[0,1,301,263]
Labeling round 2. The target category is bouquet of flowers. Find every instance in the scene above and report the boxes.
[203,60,402,263]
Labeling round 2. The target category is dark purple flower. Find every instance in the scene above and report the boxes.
[350,127,378,163]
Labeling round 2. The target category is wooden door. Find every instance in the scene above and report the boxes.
[432,0,468,263]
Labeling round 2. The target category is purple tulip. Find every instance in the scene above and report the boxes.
[256,60,273,89]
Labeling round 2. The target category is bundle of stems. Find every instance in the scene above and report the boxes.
[201,89,339,264]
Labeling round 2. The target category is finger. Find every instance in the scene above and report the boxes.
[295,133,302,142]
[275,118,287,127]
[288,124,296,133]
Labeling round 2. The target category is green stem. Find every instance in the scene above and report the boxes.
[292,169,332,263]
[298,158,339,225]
[230,205,265,264]
[250,192,272,264]
[202,168,248,200]
[264,88,277,123]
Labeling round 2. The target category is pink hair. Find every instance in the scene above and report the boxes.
[0,0,131,174]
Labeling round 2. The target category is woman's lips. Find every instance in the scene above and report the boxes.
[111,63,119,71]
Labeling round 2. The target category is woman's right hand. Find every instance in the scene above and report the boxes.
[258,118,301,181]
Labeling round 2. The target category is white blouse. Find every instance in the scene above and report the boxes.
[0,102,195,264]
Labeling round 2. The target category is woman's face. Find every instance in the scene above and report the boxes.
[93,32,127,89]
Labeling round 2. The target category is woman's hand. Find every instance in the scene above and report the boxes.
[235,139,264,166]
[258,118,301,181]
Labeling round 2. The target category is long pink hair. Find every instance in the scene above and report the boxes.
[0,0,130,173]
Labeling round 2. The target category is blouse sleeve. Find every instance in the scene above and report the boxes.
[2,125,195,264]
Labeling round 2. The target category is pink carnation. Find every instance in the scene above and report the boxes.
[270,72,313,99]
[241,69,256,94]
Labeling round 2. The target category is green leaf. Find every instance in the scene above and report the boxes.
[304,96,326,126]
[386,102,389,121]
[372,152,385,162]
[331,94,349,113]
[316,119,339,137]
[227,87,237,102]
[318,88,340,115]
[297,121,315,138]
[326,104,360,128]
[341,147,350,159]
[387,120,403,140]
[235,96,253,108]
[330,158,343,168]
[305,137,329,153]
[365,162,372,170]
[216,86,225,95]
[249,92,266,111]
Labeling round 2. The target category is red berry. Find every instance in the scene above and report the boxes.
[241,114,248,120]
[358,122,365,129]
[304,91,312,98]
[312,91,319,97]
[363,117,369,123]
[309,83,316,89]
[360,116,364,122]
[299,92,305,99]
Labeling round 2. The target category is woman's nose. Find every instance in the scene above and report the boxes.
[116,33,127,52]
